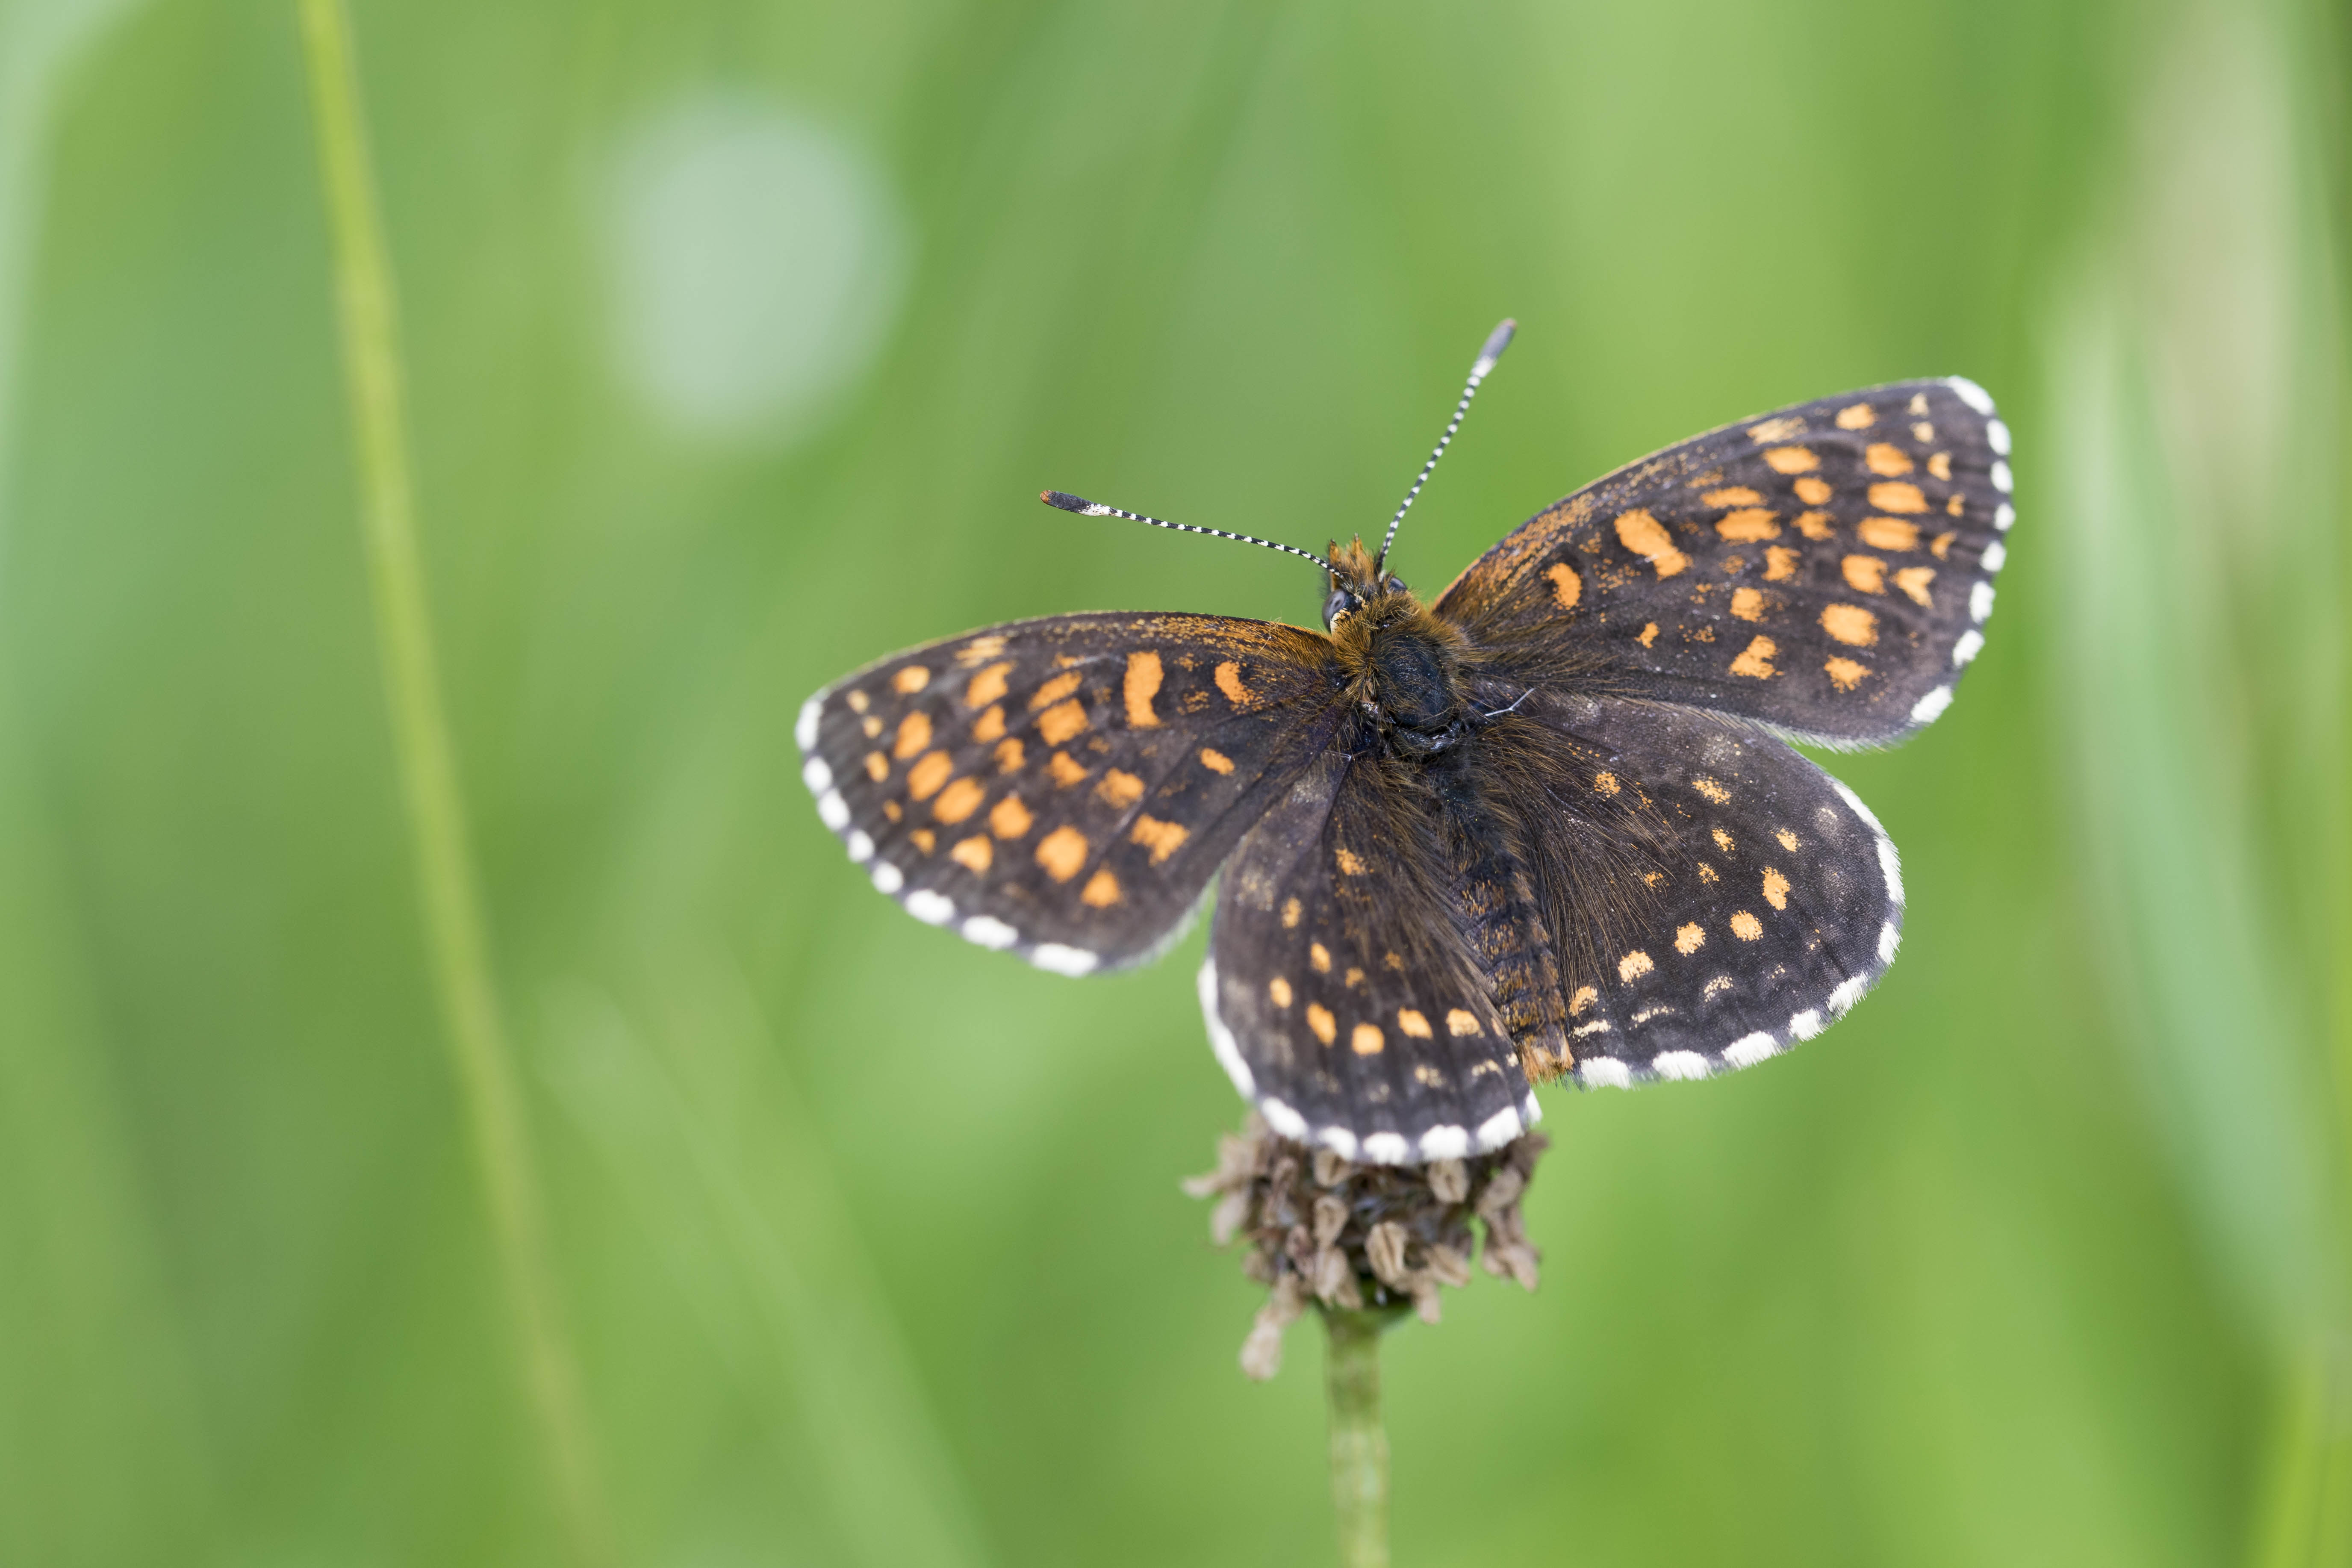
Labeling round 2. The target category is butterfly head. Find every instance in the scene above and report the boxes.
[1322,536,1415,635]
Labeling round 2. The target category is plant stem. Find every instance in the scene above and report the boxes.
[1325,1307,1399,1568]
[295,6,613,1564]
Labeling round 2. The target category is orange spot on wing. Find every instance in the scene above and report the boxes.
[1836,403,1875,429]
[1694,777,1731,803]
[1730,586,1764,621]
[1269,977,1293,1008]
[1214,660,1255,707]
[1080,868,1122,907]
[1747,416,1805,442]
[1130,814,1188,865]
[845,690,870,713]
[1868,482,1929,513]
[1765,545,1799,581]
[1703,487,1765,507]
[950,835,992,872]
[1893,566,1936,606]
[1123,651,1163,728]
[1615,509,1689,577]
[965,662,1012,707]
[1619,949,1655,981]
[1793,476,1833,506]
[1335,846,1366,875]
[1821,604,1879,646]
[1824,656,1870,691]
[933,775,986,823]
[1637,623,1659,648]
[1446,1008,1483,1036]
[1763,446,1818,473]
[1763,868,1791,910]
[971,706,1005,743]
[1096,769,1144,809]
[1030,671,1082,709]
[1037,699,1088,746]
[954,636,1007,668]
[1351,1023,1385,1056]
[893,666,930,693]
[1199,747,1234,775]
[910,828,935,854]
[1715,508,1780,542]
[1048,751,1088,787]
[1397,1008,1433,1038]
[1546,561,1582,609]
[1729,636,1778,678]
[893,711,932,760]
[1928,451,1952,480]
[993,737,1025,773]
[907,751,953,799]
[1281,897,1302,928]
[1034,825,1088,882]
[1730,911,1763,939]
[864,752,889,782]
[1796,510,1836,539]
[1865,443,1914,476]
[1593,771,1620,796]
[989,795,1033,838]
[1306,1003,1337,1045]
[1859,516,1920,551]
[1931,531,1955,559]
[1569,985,1597,1015]
[1310,942,1332,972]
[1675,923,1705,955]
[1842,554,1886,593]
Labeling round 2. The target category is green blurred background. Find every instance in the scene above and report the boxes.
[3,0,2348,1562]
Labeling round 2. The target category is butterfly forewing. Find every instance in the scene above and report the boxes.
[799,612,1347,973]
[1202,755,1539,1163]
[1438,378,2012,743]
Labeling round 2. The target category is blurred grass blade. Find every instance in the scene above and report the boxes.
[0,0,149,545]
[295,3,613,1561]
[2046,2,2351,1561]
[539,955,993,1568]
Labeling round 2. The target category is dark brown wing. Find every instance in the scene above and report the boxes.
[1200,755,1541,1164]
[1478,684,1906,1086]
[1437,378,2012,743]
[798,612,1347,973]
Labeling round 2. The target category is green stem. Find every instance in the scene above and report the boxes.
[295,6,612,1564]
[1325,1308,1400,1568]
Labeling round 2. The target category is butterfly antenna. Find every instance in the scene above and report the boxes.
[1375,317,1516,572]
[1040,491,1335,573]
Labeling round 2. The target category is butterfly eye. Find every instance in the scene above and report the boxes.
[1323,588,1362,629]
[1384,574,1409,595]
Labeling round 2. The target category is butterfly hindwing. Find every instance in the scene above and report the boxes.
[1437,378,2012,743]
[1483,685,1905,1085]
[799,612,1347,974]
[1202,754,1542,1164]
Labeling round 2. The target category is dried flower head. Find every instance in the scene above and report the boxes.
[1183,1113,1549,1379]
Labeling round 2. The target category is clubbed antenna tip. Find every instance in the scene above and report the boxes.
[1473,318,1517,377]
[1041,490,1104,514]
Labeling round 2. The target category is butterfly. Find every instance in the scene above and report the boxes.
[798,321,2010,1164]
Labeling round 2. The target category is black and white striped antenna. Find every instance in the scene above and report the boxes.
[1374,318,1515,573]
[1040,490,1335,574]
